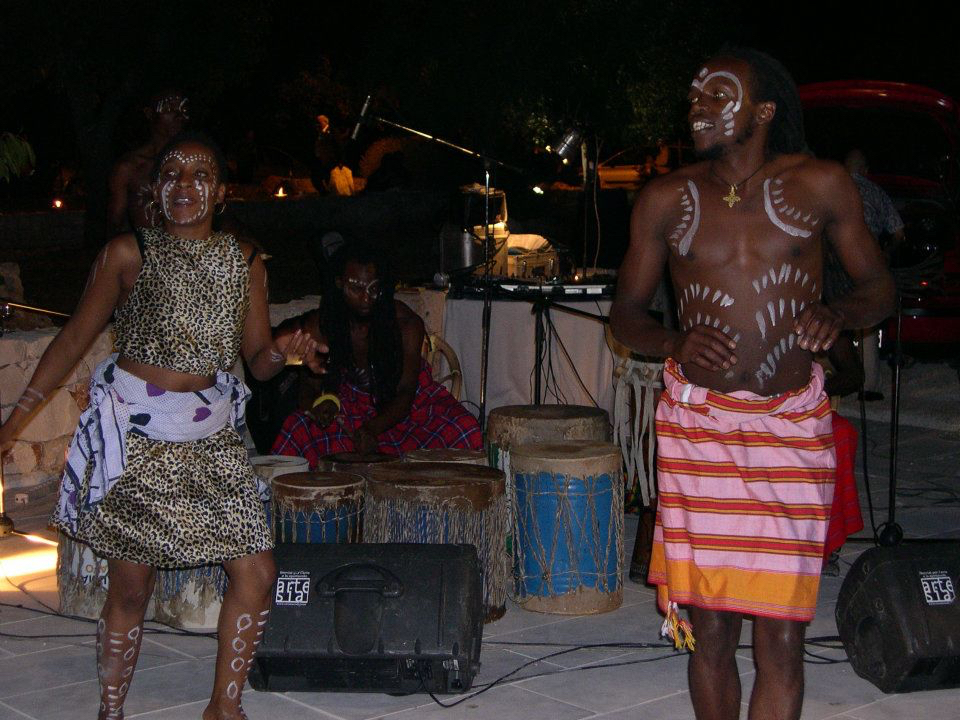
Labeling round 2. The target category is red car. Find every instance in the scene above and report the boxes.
[798,81,960,346]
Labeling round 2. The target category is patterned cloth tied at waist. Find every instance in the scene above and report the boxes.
[55,354,256,535]
[649,359,836,624]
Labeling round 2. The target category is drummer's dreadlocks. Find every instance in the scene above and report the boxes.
[718,46,806,156]
[321,239,402,409]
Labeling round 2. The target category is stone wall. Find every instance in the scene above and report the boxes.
[0,328,114,497]
[0,209,85,251]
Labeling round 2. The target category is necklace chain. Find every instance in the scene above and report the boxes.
[710,161,767,208]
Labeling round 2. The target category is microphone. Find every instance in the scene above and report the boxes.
[351,95,372,140]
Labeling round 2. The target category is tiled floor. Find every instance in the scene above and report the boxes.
[1,417,959,719]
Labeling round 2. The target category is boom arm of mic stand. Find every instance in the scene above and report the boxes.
[362,113,524,431]
[367,115,524,174]
[0,301,71,338]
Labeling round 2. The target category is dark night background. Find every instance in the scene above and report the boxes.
[1,0,957,307]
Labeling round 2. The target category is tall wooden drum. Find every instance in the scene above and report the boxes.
[153,565,228,630]
[365,462,508,622]
[511,441,623,615]
[486,404,610,516]
[403,448,488,466]
[58,534,114,619]
[271,471,365,543]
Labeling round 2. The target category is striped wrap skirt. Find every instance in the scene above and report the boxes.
[648,359,836,622]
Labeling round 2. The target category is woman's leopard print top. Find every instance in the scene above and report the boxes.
[114,228,249,375]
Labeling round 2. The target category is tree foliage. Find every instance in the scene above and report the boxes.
[0,133,35,183]
[320,0,729,158]
[1,0,735,212]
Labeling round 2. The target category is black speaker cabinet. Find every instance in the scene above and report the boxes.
[836,543,960,693]
[249,543,484,694]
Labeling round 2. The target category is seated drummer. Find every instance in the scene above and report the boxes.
[271,239,482,465]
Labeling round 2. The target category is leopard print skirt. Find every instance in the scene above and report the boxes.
[72,426,273,567]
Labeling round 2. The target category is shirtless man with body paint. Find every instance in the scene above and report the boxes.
[610,49,894,720]
[107,91,189,235]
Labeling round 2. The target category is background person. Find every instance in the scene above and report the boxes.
[845,148,905,400]
[271,239,482,465]
[107,89,190,236]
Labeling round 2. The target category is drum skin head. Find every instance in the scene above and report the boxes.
[272,471,366,511]
[488,404,607,421]
[250,455,309,481]
[404,448,488,465]
[273,471,365,492]
[368,462,505,510]
[510,441,621,477]
[486,404,611,448]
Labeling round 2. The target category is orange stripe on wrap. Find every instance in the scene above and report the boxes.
[658,458,835,483]
[660,528,825,557]
[658,492,831,520]
[656,420,835,451]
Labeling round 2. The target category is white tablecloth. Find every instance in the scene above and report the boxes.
[442,297,616,420]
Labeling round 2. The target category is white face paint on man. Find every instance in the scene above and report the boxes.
[157,147,219,225]
[690,65,745,137]
[688,58,755,159]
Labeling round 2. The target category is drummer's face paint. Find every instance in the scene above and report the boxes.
[155,93,190,119]
[150,93,189,136]
[339,261,380,316]
[156,143,220,226]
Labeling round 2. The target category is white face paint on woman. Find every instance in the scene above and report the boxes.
[156,143,220,226]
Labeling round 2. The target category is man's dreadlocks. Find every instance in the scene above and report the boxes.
[718,46,806,155]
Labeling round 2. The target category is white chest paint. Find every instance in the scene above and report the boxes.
[669,180,701,256]
[763,178,820,238]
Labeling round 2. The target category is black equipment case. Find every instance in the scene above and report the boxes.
[249,542,484,694]
[836,543,960,693]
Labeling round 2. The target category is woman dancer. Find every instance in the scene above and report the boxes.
[0,131,322,719]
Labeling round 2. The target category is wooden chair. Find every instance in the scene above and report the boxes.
[423,333,463,401]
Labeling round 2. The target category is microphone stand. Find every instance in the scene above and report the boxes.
[519,294,608,404]
[480,161,494,426]
[0,419,12,537]
[358,111,520,431]
[878,295,905,546]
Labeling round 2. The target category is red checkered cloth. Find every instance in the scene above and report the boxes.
[271,362,482,466]
[823,411,864,560]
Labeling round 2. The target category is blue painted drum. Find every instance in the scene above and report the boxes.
[511,441,623,615]
[485,405,610,545]
[270,472,365,544]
